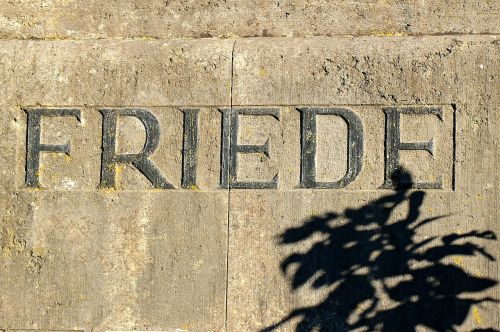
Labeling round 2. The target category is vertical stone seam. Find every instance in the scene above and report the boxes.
[224,39,236,332]
[451,102,457,191]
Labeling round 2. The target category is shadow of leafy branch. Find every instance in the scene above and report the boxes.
[262,169,497,332]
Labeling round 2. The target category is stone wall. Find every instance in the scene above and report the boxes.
[0,1,498,331]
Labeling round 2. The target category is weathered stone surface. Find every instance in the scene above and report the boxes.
[0,191,228,331]
[0,6,498,332]
[0,0,498,39]
[0,40,230,331]
[0,39,233,106]
[227,189,499,331]
[228,36,498,331]
[232,36,499,105]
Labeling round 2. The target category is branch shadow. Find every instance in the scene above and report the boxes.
[262,168,497,332]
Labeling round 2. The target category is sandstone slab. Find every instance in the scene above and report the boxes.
[228,36,499,331]
[0,1,498,39]
[0,29,497,332]
[0,40,231,331]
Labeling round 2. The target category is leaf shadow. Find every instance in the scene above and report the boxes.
[262,168,497,332]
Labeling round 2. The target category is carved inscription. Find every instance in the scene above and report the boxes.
[22,106,454,190]
[220,108,280,189]
[25,108,82,188]
[99,108,173,189]
[299,108,364,189]
[382,107,443,189]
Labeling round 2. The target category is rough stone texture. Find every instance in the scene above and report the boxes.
[0,0,498,39]
[0,2,499,332]
[0,39,233,106]
[0,40,231,331]
[1,192,227,331]
[227,35,498,331]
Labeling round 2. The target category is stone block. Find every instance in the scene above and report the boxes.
[0,26,497,332]
[228,36,499,331]
[0,1,498,39]
[0,40,231,331]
